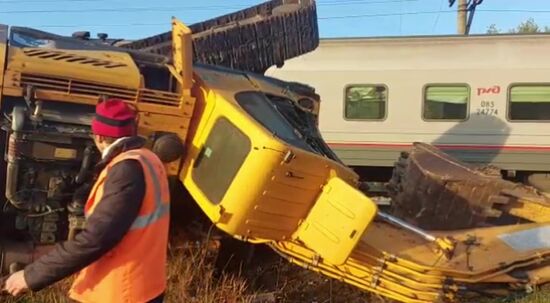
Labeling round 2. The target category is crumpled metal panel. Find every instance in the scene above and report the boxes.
[120,0,319,74]
[387,142,550,230]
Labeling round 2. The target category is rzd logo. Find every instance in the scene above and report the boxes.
[477,86,501,96]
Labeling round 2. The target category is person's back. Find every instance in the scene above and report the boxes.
[5,99,170,303]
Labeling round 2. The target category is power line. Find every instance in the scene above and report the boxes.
[16,8,550,28]
[480,9,550,13]
[0,6,245,14]
[37,23,167,28]
[319,9,550,20]
[319,10,455,20]
[3,4,548,16]
[221,0,416,4]
[0,0,103,2]
[318,0,418,5]
[0,0,420,14]
[2,1,550,15]
[0,0,415,5]
[432,0,445,33]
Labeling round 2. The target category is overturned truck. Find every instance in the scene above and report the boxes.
[0,1,548,302]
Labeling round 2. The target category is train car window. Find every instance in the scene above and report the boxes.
[423,85,469,120]
[344,85,387,120]
[509,85,550,121]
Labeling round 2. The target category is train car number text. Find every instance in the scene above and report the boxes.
[476,100,498,116]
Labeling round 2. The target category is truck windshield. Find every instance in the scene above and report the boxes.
[235,91,313,152]
[235,91,342,164]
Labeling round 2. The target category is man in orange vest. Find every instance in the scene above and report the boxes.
[4,99,170,303]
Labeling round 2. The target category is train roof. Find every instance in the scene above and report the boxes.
[268,33,550,72]
[319,33,550,43]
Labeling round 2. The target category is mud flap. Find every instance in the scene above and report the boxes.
[293,177,378,265]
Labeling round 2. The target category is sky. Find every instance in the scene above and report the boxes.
[1,0,550,39]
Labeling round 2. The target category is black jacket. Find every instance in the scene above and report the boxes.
[24,137,148,291]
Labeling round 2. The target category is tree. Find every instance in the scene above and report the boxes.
[510,18,541,33]
[487,18,550,34]
[486,24,500,34]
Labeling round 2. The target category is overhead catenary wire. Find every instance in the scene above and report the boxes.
[12,7,550,28]
[319,9,550,20]
[0,0,103,3]
[319,10,454,20]
[0,6,245,14]
[317,0,419,6]
[37,23,167,28]
[0,0,419,14]
[432,0,445,33]
[2,4,549,17]
[0,0,415,4]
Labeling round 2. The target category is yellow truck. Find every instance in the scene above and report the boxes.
[0,1,548,302]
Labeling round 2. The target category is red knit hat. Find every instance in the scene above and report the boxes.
[91,99,136,138]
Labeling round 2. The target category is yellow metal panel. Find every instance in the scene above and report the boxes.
[0,25,7,104]
[137,112,190,137]
[5,48,140,90]
[53,148,78,159]
[501,198,550,223]
[170,19,196,150]
[171,18,193,95]
[241,149,330,240]
[294,177,377,265]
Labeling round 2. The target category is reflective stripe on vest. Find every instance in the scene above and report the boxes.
[125,150,170,230]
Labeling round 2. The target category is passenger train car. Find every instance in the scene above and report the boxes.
[266,34,550,190]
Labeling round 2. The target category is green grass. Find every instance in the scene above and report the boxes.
[482,288,550,303]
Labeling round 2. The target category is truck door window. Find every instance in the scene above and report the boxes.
[509,85,550,121]
[344,85,387,120]
[192,117,251,205]
[423,85,469,120]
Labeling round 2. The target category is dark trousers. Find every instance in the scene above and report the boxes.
[148,293,164,303]
[70,293,164,303]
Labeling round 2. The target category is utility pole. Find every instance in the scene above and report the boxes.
[457,0,467,34]
[450,0,484,35]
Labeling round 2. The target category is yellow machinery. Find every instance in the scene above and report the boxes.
[0,2,548,302]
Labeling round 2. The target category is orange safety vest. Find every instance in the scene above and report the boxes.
[69,148,170,303]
